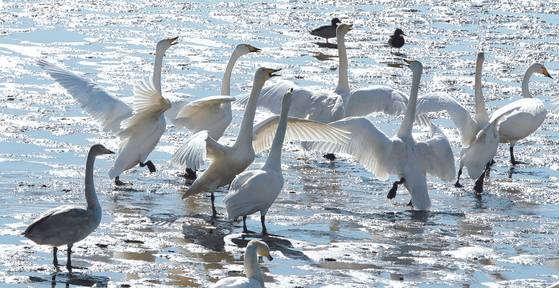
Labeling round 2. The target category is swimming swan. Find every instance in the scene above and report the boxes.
[211,240,273,288]
[23,144,113,270]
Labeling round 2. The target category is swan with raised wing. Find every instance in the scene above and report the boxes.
[211,240,273,288]
[309,60,455,210]
[23,144,113,270]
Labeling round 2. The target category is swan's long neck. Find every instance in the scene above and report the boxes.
[221,50,243,96]
[84,151,100,210]
[244,245,264,287]
[397,65,422,138]
[474,54,489,124]
[521,64,538,98]
[152,49,166,95]
[335,31,350,97]
[234,75,267,148]
[264,94,292,171]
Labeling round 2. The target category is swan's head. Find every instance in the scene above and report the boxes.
[404,59,423,73]
[394,28,406,36]
[156,36,179,53]
[534,63,553,79]
[89,144,114,156]
[331,17,342,26]
[248,240,273,261]
[235,44,261,55]
[336,23,353,36]
[255,67,281,82]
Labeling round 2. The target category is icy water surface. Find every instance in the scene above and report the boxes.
[1,1,559,287]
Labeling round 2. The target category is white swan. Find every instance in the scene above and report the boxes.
[490,63,552,165]
[224,89,293,235]
[309,60,455,210]
[171,44,260,179]
[248,23,408,123]
[22,144,113,270]
[211,240,273,288]
[172,69,350,217]
[38,37,178,135]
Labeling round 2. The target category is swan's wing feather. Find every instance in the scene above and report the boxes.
[210,276,253,288]
[307,117,395,180]
[252,116,351,154]
[238,81,296,113]
[171,130,225,170]
[38,60,133,133]
[415,122,456,182]
[118,81,168,137]
[345,86,408,117]
[176,96,235,120]
[174,96,234,134]
[224,170,271,219]
[416,93,476,145]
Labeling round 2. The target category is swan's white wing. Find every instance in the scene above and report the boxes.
[174,96,235,138]
[307,117,395,180]
[252,116,351,154]
[38,60,133,134]
[416,93,477,145]
[237,80,294,113]
[224,170,271,220]
[171,130,226,170]
[415,123,456,182]
[344,85,408,117]
[176,96,235,120]
[118,80,169,139]
[211,276,257,288]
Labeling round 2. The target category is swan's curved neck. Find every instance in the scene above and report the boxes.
[235,75,267,148]
[221,50,243,96]
[335,31,350,97]
[397,66,422,138]
[85,151,100,210]
[264,95,292,171]
[521,64,539,98]
[152,49,166,95]
[474,54,489,123]
[244,245,264,287]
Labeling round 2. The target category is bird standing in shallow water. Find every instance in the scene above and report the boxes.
[310,17,341,43]
[22,144,113,271]
[388,28,406,52]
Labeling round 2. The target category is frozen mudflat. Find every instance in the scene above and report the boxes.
[1,1,559,287]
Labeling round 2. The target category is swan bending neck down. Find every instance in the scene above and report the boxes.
[23,144,113,270]
[172,68,280,217]
[109,38,176,185]
[224,89,293,235]
[212,240,273,288]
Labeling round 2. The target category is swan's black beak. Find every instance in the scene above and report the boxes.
[348,23,353,31]
[270,68,281,77]
[248,45,261,53]
[168,36,179,46]
[403,59,412,66]
[267,255,273,261]
[402,32,407,36]
[543,68,553,79]
[107,150,115,154]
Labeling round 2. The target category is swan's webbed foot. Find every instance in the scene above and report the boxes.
[387,178,405,199]
[323,153,336,161]
[140,161,156,173]
[114,177,129,186]
[185,168,197,180]
[509,146,526,166]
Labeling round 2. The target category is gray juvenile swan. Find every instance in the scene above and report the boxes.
[22,144,113,270]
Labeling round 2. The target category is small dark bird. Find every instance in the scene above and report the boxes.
[388,28,406,50]
[310,18,342,43]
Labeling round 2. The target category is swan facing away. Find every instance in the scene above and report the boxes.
[23,144,113,270]
[224,89,293,235]
[309,60,455,210]
[171,44,260,179]
[211,240,273,288]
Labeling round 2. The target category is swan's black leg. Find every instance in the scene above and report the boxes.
[473,162,491,194]
[387,178,405,199]
[114,177,126,186]
[509,145,525,165]
[185,168,197,180]
[52,247,59,267]
[66,244,72,271]
[323,153,336,161]
[242,216,248,233]
[211,192,217,218]
[261,215,268,236]
[454,168,464,188]
[140,161,156,173]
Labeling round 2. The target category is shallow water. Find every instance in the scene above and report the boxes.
[1,0,559,287]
